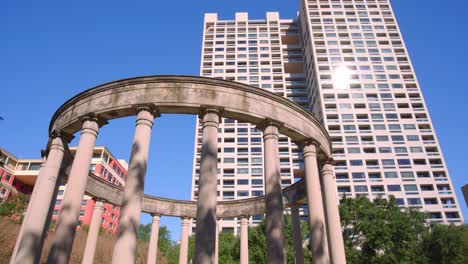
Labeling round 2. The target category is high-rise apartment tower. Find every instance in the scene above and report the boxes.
[191,0,464,235]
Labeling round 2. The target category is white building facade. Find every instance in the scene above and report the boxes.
[191,0,463,235]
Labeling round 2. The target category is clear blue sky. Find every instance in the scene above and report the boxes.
[1,1,467,240]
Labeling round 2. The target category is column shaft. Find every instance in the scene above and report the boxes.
[302,142,329,264]
[262,123,286,264]
[82,200,104,264]
[179,218,190,264]
[291,206,304,264]
[240,217,249,264]
[47,118,100,264]
[11,136,65,264]
[321,162,346,264]
[112,108,155,264]
[194,109,220,264]
[147,215,161,264]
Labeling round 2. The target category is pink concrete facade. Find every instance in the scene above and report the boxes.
[0,146,128,234]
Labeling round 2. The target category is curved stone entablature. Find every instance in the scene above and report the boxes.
[13,75,346,264]
[85,172,307,218]
[49,75,331,157]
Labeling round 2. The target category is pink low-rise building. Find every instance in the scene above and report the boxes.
[0,146,128,233]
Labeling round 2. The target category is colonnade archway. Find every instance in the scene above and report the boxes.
[10,75,346,264]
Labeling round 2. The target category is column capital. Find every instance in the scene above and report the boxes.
[93,201,105,211]
[81,114,108,127]
[134,104,161,117]
[134,105,159,128]
[151,214,161,222]
[49,130,74,143]
[321,159,335,179]
[299,139,320,159]
[297,138,320,149]
[80,114,106,137]
[256,119,283,132]
[92,197,106,204]
[238,215,249,220]
[181,217,190,225]
[199,107,222,125]
[43,131,72,159]
[257,119,282,141]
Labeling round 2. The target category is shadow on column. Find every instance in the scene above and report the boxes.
[308,218,327,260]
[115,142,146,255]
[47,203,75,261]
[16,175,61,263]
[265,168,286,262]
[194,138,217,263]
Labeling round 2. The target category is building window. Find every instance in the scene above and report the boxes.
[237,191,249,197]
[354,186,368,193]
[351,172,365,179]
[350,160,363,166]
[401,172,414,179]
[251,179,263,185]
[382,159,395,166]
[238,168,249,174]
[407,198,421,206]
[445,212,460,219]
[404,185,418,192]
[395,198,405,205]
[387,185,401,192]
[237,179,249,185]
[252,190,263,196]
[397,159,411,166]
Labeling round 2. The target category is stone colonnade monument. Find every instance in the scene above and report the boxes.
[10,75,346,264]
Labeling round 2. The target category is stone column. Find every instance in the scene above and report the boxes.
[302,141,329,264]
[179,217,190,264]
[260,121,286,264]
[112,107,156,264]
[194,108,220,264]
[11,133,68,264]
[48,116,102,264]
[239,216,249,264]
[291,206,304,264]
[82,199,104,264]
[147,214,161,264]
[321,160,346,264]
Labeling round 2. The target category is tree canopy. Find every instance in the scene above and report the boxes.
[134,196,465,264]
[340,196,465,264]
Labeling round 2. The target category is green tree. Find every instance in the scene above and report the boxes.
[186,231,240,264]
[187,234,196,263]
[0,195,27,222]
[248,221,265,263]
[157,226,172,254]
[422,224,464,264]
[218,232,240,264]
[158,226,180,263]
[339,196,427,264]
[247,215,311,264]
[137,223,152,241]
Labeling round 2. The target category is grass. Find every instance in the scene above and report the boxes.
[0,217,167,264]
[464,226,468,262]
